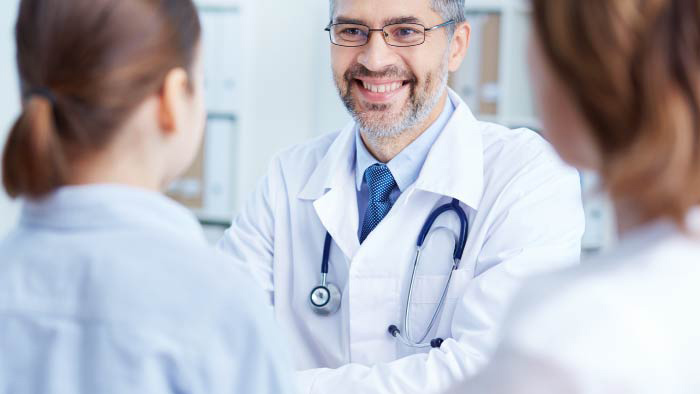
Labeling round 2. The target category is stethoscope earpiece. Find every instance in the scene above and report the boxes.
[387,325,444,349]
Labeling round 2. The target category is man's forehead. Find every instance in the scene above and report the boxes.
[332,0,438,24]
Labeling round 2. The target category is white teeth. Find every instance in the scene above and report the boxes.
[362,81,403,94]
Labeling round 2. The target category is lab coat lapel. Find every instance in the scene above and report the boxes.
[298,122,361,261]
[412,89,484,211]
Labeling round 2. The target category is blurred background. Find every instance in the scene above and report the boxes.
[0,0,616,254]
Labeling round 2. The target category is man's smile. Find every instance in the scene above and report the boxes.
[353,77,411,104]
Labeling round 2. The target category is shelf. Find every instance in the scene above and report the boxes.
[195,210,233,227]
[195,0,239,13]
[465,0,531,14]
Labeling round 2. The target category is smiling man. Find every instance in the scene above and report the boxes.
[218,0,585,393]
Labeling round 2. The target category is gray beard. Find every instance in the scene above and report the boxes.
[340,56,450,140]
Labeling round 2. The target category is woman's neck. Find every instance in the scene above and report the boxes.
[69,148,166,192]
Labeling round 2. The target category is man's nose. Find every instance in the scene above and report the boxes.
[357,30,400,72]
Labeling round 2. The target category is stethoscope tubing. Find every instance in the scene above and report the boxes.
[311,198,469,349]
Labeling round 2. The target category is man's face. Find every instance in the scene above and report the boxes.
[331,0,453,137]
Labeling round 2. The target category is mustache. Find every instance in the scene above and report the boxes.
[343,64,417,84]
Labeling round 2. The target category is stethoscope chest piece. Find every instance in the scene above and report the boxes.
[309,233,342,316]
[309,282,341,315]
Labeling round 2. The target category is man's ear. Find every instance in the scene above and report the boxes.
[158,68,189,134]
[448,22,471,72]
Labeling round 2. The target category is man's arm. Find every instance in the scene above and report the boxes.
[216,157,280,305]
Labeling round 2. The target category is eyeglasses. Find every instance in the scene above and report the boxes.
[325,20,455,48]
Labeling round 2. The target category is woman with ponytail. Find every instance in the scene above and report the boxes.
[0,1,293,393]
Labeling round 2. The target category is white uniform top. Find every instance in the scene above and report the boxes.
[218,89,585,393]
[466,211,700,394]
[0,185,295,394]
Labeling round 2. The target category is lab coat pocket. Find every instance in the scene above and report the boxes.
[406,269,473,349]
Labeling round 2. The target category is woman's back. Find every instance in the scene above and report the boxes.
[470,213,700,393]
[0,0,294,391]
[0,185,294,393]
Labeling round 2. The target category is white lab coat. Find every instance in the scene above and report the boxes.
[218,89,585,393]
[464,211,700,394]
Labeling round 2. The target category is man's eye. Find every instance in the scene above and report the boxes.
[342,28,363,36]
[397,28,419,37]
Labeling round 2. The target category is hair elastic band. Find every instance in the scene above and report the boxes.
[25,87,57,106]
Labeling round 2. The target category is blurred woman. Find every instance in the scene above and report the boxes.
[0,0,293,392]
[461,0,700,393]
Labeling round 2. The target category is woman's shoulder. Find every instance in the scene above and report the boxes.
[502,222,700,367]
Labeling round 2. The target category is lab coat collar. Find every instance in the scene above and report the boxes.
[298,123,360,259]
[411,88,484,210]
[296,89,484,258]
[20,184,207,244]
[298,88,483,208]
[298,122,357,201]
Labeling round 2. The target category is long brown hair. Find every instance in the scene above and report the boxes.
[2,0,201,198]
[531,0,700,227]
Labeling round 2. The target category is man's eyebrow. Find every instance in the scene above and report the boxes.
[333,16,368,25]
[384,16,423,25]
[332,15,424,26]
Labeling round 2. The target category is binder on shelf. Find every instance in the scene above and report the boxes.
[202,114,237,221]
[200,7,242,115]
[167,114,238,224]
[478,13,501,115]
[449,12,501,116]
[166,5,241,225]
[168,143,205,210]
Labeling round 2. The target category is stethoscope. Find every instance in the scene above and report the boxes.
[309,198,469,349]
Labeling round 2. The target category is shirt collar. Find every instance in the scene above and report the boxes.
[20,184,206,244]
[355,95,455,192]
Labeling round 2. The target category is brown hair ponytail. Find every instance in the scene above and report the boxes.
[2,0,201,199]
[3,93,68,197]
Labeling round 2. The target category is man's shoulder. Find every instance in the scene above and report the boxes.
[261,129,345,191]
[475,120,575,182]
[477,121,555,164]
[275,129,343,164]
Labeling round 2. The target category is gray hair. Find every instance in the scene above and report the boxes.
[329,0,466,33]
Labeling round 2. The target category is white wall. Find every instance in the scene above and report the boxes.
[234,0,348,207]
[0,0,20,237]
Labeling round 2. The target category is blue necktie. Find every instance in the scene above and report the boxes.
[360,164,397,243]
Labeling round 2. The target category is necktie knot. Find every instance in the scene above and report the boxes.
[364,164,396,202]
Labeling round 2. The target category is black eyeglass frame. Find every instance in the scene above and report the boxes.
[324,20,456,48]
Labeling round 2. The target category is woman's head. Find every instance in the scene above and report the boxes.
[2,0,204,198]
[530,0,700,227]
